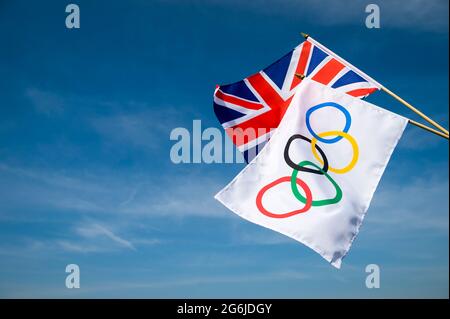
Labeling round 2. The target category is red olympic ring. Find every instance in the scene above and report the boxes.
[256,176,313,218]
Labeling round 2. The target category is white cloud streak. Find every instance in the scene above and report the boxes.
[366,173,449,234]
[0,162,227,218]
[25,88,64,116]
[75,223,136,251]
[196,0,449,32]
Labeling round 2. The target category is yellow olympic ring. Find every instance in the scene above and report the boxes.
[310,131,359,174]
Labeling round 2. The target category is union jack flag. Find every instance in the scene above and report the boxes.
[213,37,381,162]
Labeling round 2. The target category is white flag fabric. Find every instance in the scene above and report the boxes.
[215,80,408,268]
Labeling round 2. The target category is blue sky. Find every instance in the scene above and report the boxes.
[0,0,448,298]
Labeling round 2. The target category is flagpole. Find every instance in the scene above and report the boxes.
[408,119,449,139]
[299,33,450,137]
[294,73,449,140]
[380,86,449,136]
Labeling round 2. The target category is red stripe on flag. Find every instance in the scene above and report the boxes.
[312,58,345,85]
[247,73,289,108]
[228,73,293,146]
[290,41,312,90]
[215,90,263,110]
[346,88,378,97]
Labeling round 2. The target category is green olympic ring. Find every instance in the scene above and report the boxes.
[290,160,342,206]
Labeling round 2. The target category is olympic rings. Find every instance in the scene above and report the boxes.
[311,131,359,174]
[256,176,313,218]
[306,102,351,144]
[255,101,359,219]
[291,161,342,206]
[284,134,329,175]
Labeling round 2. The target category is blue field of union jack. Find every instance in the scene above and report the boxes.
[213,37,380,162]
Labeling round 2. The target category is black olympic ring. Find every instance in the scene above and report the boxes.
[283,134,329,175]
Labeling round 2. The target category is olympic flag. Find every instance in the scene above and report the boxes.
[215,80,408,268]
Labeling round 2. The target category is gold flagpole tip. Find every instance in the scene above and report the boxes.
[301,32,309,39]
[295,73,306,80]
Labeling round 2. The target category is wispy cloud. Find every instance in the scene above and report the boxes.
[25,88,64,116]
[75,223,136,251]
[57,240,105,253]
[367,172,449,234]
[90,105,184,151]
[0,162,227,218]
[399,125,445,150]
[0,269,312,298]
[24,88,188,154]
[91,111,159,149]
[200,0,449,32]
[0,220,161,256]
[99,270,311,290]
[119,174,229,218]
[231,227,294,246]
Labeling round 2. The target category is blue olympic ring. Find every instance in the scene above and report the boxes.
[306,102,352,144]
